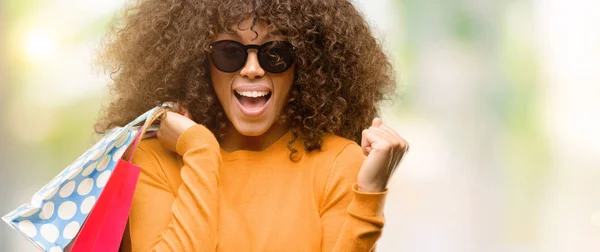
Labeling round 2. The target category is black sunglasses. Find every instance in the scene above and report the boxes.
[209,40,296,74]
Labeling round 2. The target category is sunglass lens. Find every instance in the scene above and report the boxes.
[259,41,294,73]
[211,41,246,72]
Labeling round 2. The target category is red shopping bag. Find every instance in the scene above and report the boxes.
[68,159,140,252]
[64,108,167,252]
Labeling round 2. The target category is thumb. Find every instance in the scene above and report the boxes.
[171,102,191,119]
[181,107,191,119]
[372,117,382,127]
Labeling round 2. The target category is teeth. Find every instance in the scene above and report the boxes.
[235,90,270,98]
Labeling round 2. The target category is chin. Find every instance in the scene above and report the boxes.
[230,119,273,137]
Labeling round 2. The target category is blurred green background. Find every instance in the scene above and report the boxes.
[1,0,599,251]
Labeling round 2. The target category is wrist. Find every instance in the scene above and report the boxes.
[357,182,386,193]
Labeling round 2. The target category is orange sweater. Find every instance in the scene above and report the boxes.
[122,124,387,251]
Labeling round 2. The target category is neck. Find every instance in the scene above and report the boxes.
[220,122,289,152]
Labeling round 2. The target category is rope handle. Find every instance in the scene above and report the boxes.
[123,102,175,162]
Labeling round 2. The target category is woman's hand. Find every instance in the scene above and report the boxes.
[157,104,197,152]
[358,117,409,192]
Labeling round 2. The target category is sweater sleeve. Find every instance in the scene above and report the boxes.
[128,124,221,252]
[319,143,388,252]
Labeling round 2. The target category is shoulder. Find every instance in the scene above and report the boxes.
[130,137,182,183]
[309,134,365,187]
[134,137,177,163]
[299,133,364,173]
[310,134,365,210]
[316,133,364,162]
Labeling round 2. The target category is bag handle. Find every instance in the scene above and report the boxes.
[123,103,175,162]
[126,102,175,127]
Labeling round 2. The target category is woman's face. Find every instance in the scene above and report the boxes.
[210,17,295,137]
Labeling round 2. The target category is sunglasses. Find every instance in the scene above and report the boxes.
[209,40,296,74]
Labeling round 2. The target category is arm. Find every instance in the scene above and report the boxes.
[128,124,220,251]
[320,143,388,252]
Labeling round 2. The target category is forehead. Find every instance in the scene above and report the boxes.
[216,17,284,44]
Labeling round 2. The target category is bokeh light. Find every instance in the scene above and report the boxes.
[24,29,57,62]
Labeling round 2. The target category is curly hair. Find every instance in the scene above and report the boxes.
[94,0,396,159]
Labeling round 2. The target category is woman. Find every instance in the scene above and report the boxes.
[95,0,408,251]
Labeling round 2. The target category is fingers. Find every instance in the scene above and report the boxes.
[377,123,402,141]
[372,117,382,127]
[363,118,388,155]
[171,103,183,114]
[157,111,175,139]
[361,117,409,163]
[379,124,409,173]
[167,102,192,118]
[362,117,383,155]
[181,108,191,118]
[371,118,408,151]
[364,118,409,171]
[377,124,408,151]
[368,126,395,143]
[361,129,371,156]
[363,126,393,153]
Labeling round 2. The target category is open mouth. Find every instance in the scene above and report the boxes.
[234,90,272,113]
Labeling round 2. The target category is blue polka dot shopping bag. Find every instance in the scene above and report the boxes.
[2,104,171,252]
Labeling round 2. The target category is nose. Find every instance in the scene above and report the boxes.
[239,50,265,79]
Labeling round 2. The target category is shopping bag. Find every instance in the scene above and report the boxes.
[2,105,169,252]
[64,159,139,252]
[66,107,165,252]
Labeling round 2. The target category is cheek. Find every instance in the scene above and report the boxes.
[210,66,231,102]
[275,68,295,101]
